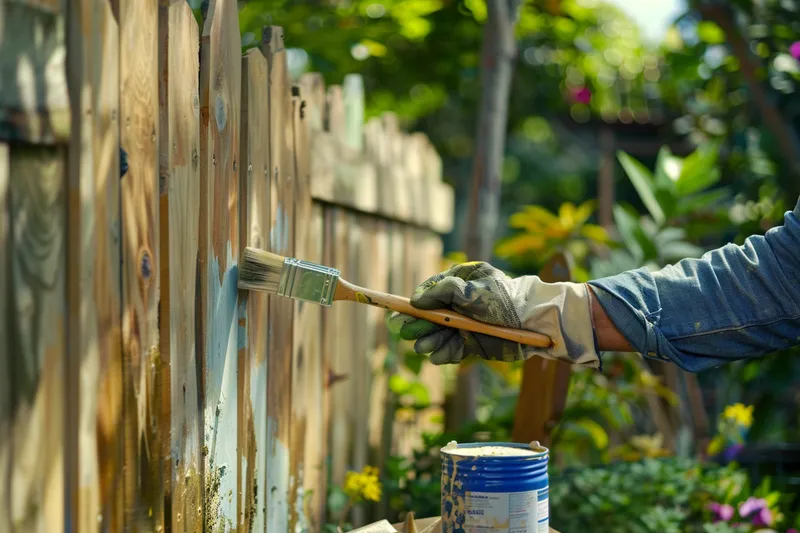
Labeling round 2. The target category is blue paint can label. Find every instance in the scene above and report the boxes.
[461,489,548,533]
[440,442,550,533]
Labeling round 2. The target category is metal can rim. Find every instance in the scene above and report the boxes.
[440,441,550,461]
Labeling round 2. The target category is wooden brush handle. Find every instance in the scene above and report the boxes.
[335,279,553,348]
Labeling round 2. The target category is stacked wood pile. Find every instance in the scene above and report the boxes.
[0,1,454,532]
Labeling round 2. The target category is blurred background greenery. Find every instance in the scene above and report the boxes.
[194,0,800,530]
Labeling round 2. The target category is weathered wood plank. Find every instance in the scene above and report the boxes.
[1,145,67,533]
[320,204,338,523]
[329,207,352,487]
[239,45,270,533]
[512,253,573,446]
[262,25,293,533]
[0,143,8,532]
[199,0,242,530]
[120,0,164,530]
[0,2,70,144]
[304,204,326,531]
[64,0,125,531]
[290,84,311,533]
[158,2,202,531]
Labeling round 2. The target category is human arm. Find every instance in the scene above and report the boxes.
[587,197,800,372]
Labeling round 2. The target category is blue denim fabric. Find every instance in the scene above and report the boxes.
[587,197,800,372]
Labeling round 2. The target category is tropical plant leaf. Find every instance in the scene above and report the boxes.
[618,150,666,225]
[676,143,721,196]
[509,205,559,231]
[494,233,547,258]
[613,204,645,261]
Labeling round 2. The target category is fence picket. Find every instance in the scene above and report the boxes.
[2,7,455,530]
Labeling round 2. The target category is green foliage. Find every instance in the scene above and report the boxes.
[591,143,728,278]
[550,457,799,533]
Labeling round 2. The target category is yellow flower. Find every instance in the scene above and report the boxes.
[343,465,382,502]
[723,403,754,428]
[343,471,364,499]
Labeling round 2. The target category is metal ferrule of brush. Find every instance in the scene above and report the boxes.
[278,258,340,307]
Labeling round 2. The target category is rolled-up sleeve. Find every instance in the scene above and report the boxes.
[587,197,800,372]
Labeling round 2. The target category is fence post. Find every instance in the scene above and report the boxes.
[512,252,574,446]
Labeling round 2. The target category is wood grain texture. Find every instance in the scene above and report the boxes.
[158,2,202,531]
[65,0,125,531]
[120,0,163,530]
[261,25,293,533]
[303,204,326,530]
[290,85,311,533]
[512,252,573,446]
[0,2,70,143]
[239,46,270,533]
[329,208,352,487]
[199,0,242,530]
[1,145,66,533]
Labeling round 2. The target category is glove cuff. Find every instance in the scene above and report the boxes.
[519,280,600,369]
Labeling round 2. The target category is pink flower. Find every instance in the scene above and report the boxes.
[739,497,768,518]
[708,502,735,522]
[790,42,800,60]
[752,506,773,527]
[570,86,592,105]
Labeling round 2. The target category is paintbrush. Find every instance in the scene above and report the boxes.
[237,246,552,348]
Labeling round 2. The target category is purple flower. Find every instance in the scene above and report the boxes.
[739,497,768,518]
[708,502,735,522]
[787,528,799,533]
[752,506,773,527]
[790,42,800,60]
[723,443,745,461]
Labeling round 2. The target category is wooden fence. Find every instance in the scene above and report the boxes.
[0,1,454,532]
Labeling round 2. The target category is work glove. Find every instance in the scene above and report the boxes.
[387,261,600,368]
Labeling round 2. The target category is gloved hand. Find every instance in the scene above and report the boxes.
[387,261,600,368]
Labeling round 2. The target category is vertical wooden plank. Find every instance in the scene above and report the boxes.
[120,0,163,529]
[2,146,67,533]
[0,4,69,532]
[290,84,311,533]
[158,2,202,532]
[199,0,242,530]
[0,144,8,533]
[304,204,326,530]
[239,46,270,533]
[512,253,573,445]
[66,0,125,531]
[331,208,353,487]
[320,204,337,519]
[262,25,293,533]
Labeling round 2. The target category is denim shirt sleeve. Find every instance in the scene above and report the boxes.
[587,197,800,372]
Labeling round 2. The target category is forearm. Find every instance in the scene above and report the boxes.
[587,284,633,352]
[587,199,800,372]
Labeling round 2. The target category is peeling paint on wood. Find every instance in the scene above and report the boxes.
[199,0,241,530]
[262,24,294,533]
[240,45,270,533]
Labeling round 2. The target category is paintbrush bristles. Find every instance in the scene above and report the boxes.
[238,247,286,293]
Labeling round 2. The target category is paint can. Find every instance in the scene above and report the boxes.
[440,441,549,533]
